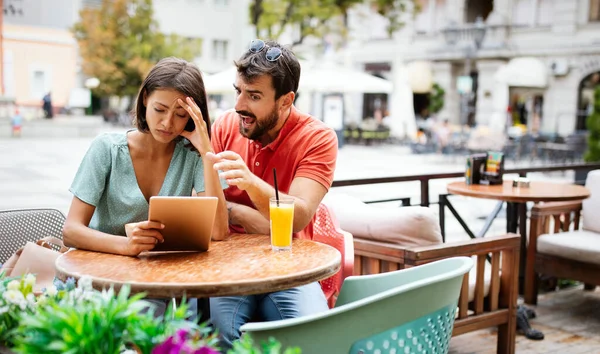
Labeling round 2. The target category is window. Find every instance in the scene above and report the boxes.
[212,40,228,61]
[591,0,600,22]
[31,70,46,99]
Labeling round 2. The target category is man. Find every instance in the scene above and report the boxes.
[206,39,338,348]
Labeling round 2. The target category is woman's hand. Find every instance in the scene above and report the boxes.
[178,97,212,156]
[123,221,165,256]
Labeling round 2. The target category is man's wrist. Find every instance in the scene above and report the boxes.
[227,203,236,224]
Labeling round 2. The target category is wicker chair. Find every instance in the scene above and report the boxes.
[0,208,65,264]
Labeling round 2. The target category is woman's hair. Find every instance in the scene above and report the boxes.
[133,57,211,138]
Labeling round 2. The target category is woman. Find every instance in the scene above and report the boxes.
[63,57,229,255]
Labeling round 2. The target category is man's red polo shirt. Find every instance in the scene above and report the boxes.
[211,106,338,239]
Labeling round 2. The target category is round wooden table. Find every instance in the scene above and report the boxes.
[445,179,590,295]
[447,180,590,203]
[55,234,341,298]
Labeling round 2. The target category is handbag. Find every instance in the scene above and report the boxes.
[1,236,69,293]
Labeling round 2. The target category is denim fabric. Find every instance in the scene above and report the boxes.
[210,282,328,349]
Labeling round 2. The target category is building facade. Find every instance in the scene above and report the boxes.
[1,0,251,118]
[344,0,600,139]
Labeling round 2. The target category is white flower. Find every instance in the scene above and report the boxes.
[26,293,36,307]
[24,274,36,287]
[45,285,58,297]
[78,276,93,291]
[7,280,20,291]
[3,289,25,305]
[0,306,8,315]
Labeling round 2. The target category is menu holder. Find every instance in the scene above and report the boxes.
[480,151,504,185]
[465,153,487,185]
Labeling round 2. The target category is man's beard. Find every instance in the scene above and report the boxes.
[238,107,279,141]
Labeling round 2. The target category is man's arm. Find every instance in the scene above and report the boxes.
[208,128,337,233]
[243,176,327,233]
[227,201,270,235]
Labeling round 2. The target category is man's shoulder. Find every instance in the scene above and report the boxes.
[214,109,238,128]
[294,110,336,140]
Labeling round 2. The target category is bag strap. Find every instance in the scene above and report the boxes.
[36,236,69,253]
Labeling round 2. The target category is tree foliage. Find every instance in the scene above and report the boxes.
[585,86,600,162]
[250,0,419,46]
[72,0,202,97]
[428,83,445,115]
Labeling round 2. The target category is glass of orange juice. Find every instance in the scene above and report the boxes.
[269,197,294,251]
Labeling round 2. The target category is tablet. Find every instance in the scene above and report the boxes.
[148,196,218,252]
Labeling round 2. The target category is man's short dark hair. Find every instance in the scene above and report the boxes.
[234,40,301,100]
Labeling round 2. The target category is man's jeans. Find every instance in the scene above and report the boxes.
[210,282,328,349]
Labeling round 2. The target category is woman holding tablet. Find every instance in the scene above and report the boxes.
[62,57,229,256]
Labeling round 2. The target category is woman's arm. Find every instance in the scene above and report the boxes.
[198,156,229,241]
[63,197,163,256]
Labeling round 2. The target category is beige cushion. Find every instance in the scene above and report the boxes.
[323,192,442,247]
[582,170,600,233]
[466,257,493,302]
[537,230,600,266]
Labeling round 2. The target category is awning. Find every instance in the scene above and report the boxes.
[494,57,548,88]
[406,61,433,94]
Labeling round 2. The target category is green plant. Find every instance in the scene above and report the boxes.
[584,86,600,162]
[229,334,301,354]
[11,277,204,354]
[0,272,38,346]
[428,83,445,115]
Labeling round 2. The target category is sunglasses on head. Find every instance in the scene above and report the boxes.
[249,39,283,61]
[248,39,295,80]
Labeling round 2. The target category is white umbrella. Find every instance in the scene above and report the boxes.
[203,61,393,94]
[203,67,237,94]
[299,62,393,93]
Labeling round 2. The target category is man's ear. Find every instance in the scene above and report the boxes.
[279,91,295,111]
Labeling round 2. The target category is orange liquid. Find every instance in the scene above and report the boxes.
[270,203,294,248]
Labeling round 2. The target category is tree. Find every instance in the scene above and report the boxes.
[250,0,418,46]
[584,86,600,162]
[428,83,445,116]
[72,0,202,98]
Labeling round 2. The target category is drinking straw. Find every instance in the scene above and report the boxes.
[273,168,280,206]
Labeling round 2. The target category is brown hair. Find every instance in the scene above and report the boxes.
[234,40,301,100]
[133,57,211,138]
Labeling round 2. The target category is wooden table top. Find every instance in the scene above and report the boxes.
[447,180,590,203]
[55,234,341,298]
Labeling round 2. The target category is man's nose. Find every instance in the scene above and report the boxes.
[234,94,246,112]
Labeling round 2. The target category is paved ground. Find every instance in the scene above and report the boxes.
[449,286,600,353]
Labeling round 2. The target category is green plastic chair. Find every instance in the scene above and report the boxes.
[240,257,473,354]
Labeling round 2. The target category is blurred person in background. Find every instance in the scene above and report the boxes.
[11,107,23,138]
[42,92,53,119]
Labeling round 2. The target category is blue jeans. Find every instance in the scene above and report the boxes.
[210,282,328,349]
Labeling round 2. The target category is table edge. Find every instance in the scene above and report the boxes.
[447,182,590,203]
[54,250,342,298]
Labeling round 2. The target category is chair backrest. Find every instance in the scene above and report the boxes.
[0,208,65,264]
[582,170,600,233]
[312,203,354,308]
[241,257,473,354]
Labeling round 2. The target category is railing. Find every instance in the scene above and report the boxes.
[331,163,600,207]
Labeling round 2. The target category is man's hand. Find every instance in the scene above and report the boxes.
[206,151,259,191]
[123,221,165,256]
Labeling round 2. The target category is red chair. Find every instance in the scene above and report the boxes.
[313,203,354,308]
